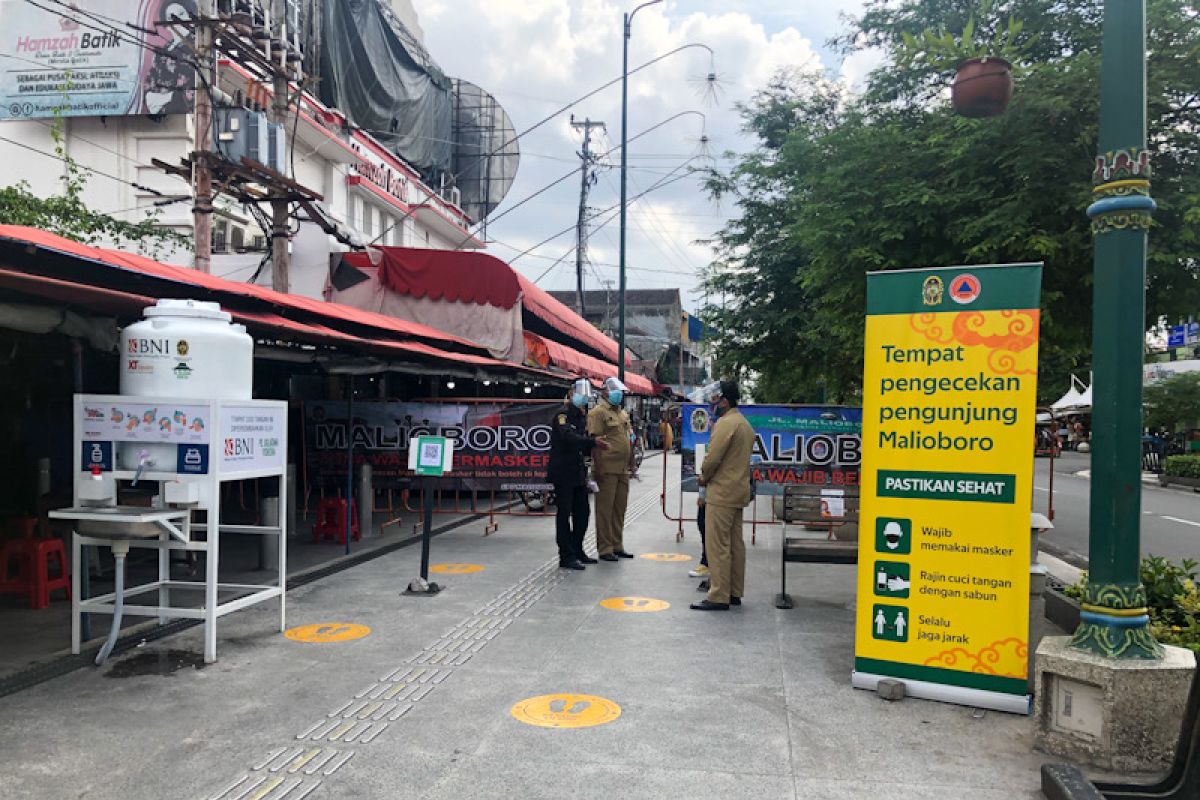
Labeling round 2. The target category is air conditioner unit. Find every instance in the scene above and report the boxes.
[446,185,461,208]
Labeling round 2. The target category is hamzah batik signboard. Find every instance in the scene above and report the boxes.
[852,263,1043,715]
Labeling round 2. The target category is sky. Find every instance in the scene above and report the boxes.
[412,0,879,313]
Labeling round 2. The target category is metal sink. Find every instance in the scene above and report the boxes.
[49,506,190,541]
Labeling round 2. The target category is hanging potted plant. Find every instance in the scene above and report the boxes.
[951,55,1013,118]
[898,11,1033,118]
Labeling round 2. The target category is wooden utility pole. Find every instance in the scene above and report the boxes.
[570,116,605,317]
[192,0,215,273]
[269,0,291,293]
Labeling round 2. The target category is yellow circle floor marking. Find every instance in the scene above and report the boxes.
[285,623,371,643]
[600,596,670,613]
[429,563,486,574]
[511,693,622,729]
[639,553,692,562]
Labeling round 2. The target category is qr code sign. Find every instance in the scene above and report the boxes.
[422,442,441,463]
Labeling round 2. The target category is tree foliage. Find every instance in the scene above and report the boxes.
[701,0,1200,404]
[1144,372,1200,432]
[0,120,187,258]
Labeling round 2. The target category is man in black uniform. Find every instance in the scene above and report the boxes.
[547,379,609,570]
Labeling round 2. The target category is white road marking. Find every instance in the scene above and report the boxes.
[1034,487,1049,493]
[1161,515,1200,528]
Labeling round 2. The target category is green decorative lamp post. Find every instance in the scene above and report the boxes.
[1070,0,1162,660]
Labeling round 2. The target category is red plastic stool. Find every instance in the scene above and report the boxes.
[30,538,70,609]
[0,539,37,608]
[313,498,360,544]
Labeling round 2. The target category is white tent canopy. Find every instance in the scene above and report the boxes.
[1051,375,1092,413]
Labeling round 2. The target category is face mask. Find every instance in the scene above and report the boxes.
[608,390,624,405]
[711,400,725,419]
[571,393,588,408]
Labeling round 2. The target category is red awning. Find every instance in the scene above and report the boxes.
[339,245,630,367]
[0,226,563,381]
[0,226,489,354]
[343,248,521,309]
[523,331,654,395]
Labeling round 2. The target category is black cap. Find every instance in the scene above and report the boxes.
[718,380,741,403]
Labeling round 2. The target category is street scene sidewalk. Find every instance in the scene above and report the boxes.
[0,454,1053,800]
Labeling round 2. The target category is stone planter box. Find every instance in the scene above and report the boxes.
[1044,584,1081,633]
[1159,473,1200,492]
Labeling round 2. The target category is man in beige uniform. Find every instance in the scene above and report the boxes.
[588,376,635,561]
[691,380,755,611]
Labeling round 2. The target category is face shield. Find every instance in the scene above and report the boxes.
[570,379,593,408]
[603,376,628,406]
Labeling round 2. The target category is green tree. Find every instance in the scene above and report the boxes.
[1144,372,1200,432]
[701,0,1200,403]
[0,118,187,257]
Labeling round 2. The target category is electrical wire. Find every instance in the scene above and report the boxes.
[0,132,172,196]
[370,44,716,246]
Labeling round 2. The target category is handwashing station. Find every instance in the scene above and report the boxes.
[50,299,287,665]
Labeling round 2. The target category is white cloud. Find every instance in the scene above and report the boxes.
[412,0,870,311]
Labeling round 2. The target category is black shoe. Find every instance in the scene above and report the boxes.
[577,556,598,564]
[599,554,619,562]
[559,561,585,570]
[614,550,634,559]
[730,597,741,606]
[697,579,710,592]
[690,600,730,611]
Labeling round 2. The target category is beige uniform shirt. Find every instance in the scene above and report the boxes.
[587,402,632,475]
[700,408,755,507]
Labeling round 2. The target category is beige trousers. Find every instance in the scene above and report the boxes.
[705,503,745,604]
[594,473,629,555]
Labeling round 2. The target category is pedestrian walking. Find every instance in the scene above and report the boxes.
[588,376,636,561]
[691,380,755,611]
[547,379,609,570]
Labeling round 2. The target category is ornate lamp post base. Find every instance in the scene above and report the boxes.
[1069,582,1163,660]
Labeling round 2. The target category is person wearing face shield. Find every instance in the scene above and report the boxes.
[587,376,636,561]
[547,379,610,570]
[691,380,755,611]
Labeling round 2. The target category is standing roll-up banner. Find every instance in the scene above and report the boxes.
[852,263,1043,715]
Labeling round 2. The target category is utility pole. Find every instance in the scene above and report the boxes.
[192,0,215,273]
[570,115,605,317]
[269,0,290,293]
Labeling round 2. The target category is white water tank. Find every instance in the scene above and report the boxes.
[117,300,253,473]
[120,299,253,399]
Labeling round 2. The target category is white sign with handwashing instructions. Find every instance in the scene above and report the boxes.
[81,401,209,443]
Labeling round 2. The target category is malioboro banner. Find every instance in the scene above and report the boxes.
[679,405,862,495]
[304,400,559,492]
[852,263,1043,714]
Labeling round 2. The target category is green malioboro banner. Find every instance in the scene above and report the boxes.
[852,263,1043,715]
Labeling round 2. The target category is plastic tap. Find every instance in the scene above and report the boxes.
[132,449,153,486]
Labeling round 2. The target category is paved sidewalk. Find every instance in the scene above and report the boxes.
[0,458,1051,799]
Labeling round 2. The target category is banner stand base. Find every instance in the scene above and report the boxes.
[852,670,1031,716]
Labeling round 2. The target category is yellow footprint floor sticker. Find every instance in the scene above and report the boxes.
[429,563,486,574]
[639,553,692,562]
[600,597,670,613]
[285,623,371,643]
[510,693,622,729]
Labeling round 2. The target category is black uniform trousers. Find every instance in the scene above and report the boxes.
[554,483,590,564]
